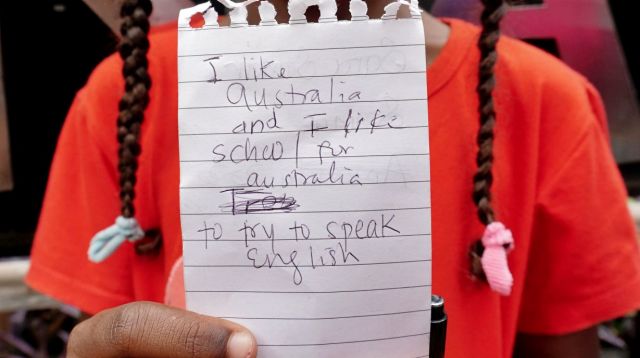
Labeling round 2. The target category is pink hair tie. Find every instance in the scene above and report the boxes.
[481,222,514,296]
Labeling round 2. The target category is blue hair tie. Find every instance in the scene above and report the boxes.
[88,216,145,263]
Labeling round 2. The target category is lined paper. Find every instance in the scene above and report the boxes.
[178,3,431,356]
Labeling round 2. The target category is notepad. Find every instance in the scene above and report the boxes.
[178,1,431,356]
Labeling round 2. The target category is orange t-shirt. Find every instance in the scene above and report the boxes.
[27,19,640,357]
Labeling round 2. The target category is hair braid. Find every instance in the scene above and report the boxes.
[470,0,506,279]
[117,0,161,255]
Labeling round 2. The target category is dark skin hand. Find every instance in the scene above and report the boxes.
[67,302,257,358]
[68,302,600,357]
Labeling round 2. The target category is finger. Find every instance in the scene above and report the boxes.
[67,301,256,358]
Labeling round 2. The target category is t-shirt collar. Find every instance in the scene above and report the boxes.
[427,18,478,98]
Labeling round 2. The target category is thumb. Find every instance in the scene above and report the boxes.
[67,301,257,358]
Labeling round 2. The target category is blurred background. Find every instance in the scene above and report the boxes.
[0,0,638,356]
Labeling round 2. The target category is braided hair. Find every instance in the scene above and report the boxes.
[469,0,506,279]
[118,0,161,255]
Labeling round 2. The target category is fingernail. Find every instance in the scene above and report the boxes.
[226,331,256,358]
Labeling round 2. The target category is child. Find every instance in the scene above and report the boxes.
[27,0,640,357]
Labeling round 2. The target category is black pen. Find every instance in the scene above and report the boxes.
[430,295,448,358]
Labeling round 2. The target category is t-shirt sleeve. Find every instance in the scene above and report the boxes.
[25,75,135,315]
[517,85,640,334]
